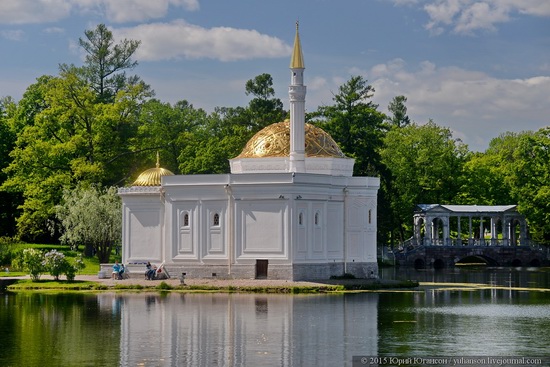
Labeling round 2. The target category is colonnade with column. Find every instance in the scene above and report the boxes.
[413,211,528,247]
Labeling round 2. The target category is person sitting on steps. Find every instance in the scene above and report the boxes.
[145,262,156,280]
[112,261,121,280]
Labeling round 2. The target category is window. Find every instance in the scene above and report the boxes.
[183,213,189,227]
[314,212,320,226]
[213,213,220,226]
[298,212,304,226]
[368,209,372,224]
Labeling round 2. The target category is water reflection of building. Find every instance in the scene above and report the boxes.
[118,293,378,366]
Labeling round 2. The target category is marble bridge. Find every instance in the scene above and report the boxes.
[393,204,548,269]
[394,242,547,269]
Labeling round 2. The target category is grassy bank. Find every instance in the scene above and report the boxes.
[5,278,419,293]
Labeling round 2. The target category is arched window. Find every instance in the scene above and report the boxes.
[314,212,320,226]
[183,212,189,227]
[298,212,304,226]
[213,213,220,226]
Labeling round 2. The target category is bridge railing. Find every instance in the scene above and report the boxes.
[400,237,541,249]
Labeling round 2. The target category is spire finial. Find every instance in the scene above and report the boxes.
[290,21,304,69]
[156,151,160,168]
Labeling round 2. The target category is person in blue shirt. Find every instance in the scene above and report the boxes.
[112,261,121,280]
[145,262,156,280]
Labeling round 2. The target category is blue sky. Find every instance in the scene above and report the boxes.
[1,0,549,152]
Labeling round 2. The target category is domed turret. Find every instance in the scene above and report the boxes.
[132,153,174,186]
[236,120,346,159]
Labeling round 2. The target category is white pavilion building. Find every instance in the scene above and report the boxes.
[118,25,380,280]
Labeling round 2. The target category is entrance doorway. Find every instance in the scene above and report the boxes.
[255,260,268,279]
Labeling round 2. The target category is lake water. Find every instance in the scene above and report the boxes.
[1,267,550,366]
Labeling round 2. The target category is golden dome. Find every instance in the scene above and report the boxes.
[132,154,174,186]
[236,120,346,158]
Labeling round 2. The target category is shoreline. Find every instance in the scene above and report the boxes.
[2,274,419,293]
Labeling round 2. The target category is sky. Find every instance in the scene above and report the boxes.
[1,0,549,152]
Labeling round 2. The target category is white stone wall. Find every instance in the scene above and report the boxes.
[119,173,380,280]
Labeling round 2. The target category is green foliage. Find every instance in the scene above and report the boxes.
[381,121,468,241]
[1,25,149,241]
[132,99,207,177]
[311,75,387,176]
[0,237,16,265]
[7,279,97,290]
[78,23,141,103]
[42,249,68,281]
[0,98,20,237]
[245,73,286,129]
[56,185,121,263]
[456,132,524,205]
[40,249,85,281]
[13,248,45,281]
[509,128,550,245]
[387,95,411,128]
[156,281,173,290]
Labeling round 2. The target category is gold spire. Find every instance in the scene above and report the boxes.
[156,151,160,168]
[290,21,304,69]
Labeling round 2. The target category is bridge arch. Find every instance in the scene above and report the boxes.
[433,258,445,269]
[414,258,425,270]
[455,255,499,266]
[529,259,541,267]
[511,259,522,267]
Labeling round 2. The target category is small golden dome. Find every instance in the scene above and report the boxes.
[236,120,346,158]
[132,153,175,186]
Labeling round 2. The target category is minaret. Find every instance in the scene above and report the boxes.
[289,22,306,173]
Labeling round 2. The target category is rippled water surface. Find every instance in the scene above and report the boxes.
[1,267,549,366]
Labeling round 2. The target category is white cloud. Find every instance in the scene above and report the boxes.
[330,58,550,151]
[112,20,291,62]
[393,0,550,35]
[0,30,25,41]
[98,0,199,23]
[0,0,72,24]
[0,0,199,25]
[44,27,66,34]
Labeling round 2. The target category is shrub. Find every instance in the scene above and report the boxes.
[156,281,173,290]
[13,248,45,281]
[0,237,16,266]
[43,250,68,281]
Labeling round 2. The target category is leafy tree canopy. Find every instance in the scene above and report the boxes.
[311,75,387,176]
[78,23,141,103]
[381,120,468,238]
[56,185,121,263]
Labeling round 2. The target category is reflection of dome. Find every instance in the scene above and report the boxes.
[133,156,174,186]
[236,120,346,158]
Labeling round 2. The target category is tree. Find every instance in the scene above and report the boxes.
[245,73,285,129]
[131,99,207,179]
[0,97,20,237]
[78,24,141,103]
[508,128,550,245]
[381,121,468,242]
[2,66,149,240]
[178,107,254,174]
[56,185,121,263]
[387,95,411,127]
[457,132,524,205]
[311,75,387,176]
